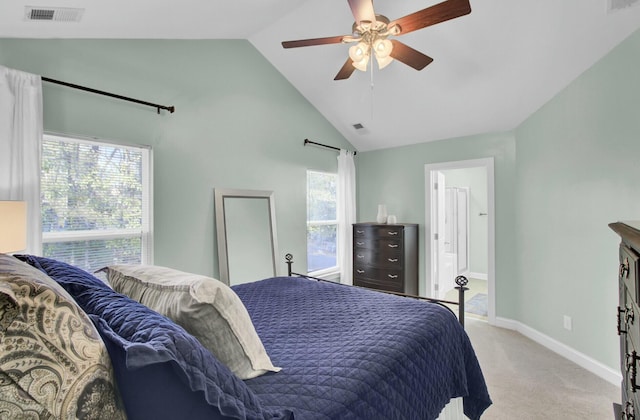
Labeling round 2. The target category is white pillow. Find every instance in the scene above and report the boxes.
[102,264,280,380]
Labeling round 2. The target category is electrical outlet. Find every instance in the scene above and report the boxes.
[563,315,572,331]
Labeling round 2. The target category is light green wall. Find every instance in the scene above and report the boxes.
[441,167,488,275]
[356,132,518,318]
[0,39,353,277]
[514,28,640,369]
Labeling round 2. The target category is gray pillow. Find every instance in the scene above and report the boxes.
[0,254,126,420]
[102,264,280,379]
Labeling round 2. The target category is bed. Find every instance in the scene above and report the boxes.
[0,253,491,420]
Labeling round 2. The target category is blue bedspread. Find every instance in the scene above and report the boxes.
[233,277,491,420]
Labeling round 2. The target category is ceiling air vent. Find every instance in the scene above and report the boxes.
[352,122,370,135]
[25,6,84,22]
[608,0,640,12]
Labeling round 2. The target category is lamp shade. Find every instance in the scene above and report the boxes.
[0,201,27,253]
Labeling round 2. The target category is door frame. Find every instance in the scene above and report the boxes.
[424,157,496,324]
[454,186,470,276]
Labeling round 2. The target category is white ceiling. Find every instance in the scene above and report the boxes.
[2,0,640,151]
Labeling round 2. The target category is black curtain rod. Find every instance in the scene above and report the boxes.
[304,139,356,155]
[41,77,175,115]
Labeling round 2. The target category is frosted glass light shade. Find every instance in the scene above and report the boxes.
[375,54,394,69]
[373,39,392,58]
[0,201,27,253]
[349,42,370,72]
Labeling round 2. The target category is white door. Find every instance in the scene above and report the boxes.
[432,171,455,300]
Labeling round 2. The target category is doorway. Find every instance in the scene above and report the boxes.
[424,158,495,324]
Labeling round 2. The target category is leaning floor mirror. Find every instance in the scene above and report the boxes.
[214,188,279,286]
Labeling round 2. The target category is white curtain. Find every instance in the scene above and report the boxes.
[337,150,356,285]
[0,65,43,255]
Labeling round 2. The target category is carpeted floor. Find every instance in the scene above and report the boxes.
[465,319,620,419]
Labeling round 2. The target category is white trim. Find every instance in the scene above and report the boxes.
[494,317,621,386]
[44,131,152,151]
[424,158,496,325]
[308,266,340,278]
[144,147,154,264]
[313,270,341,282]
[43,229,142,242]
[469,272,488,281]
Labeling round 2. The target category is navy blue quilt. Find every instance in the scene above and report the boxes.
[234,277,491,420]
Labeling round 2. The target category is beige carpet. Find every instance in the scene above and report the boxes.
[465,319,620,419]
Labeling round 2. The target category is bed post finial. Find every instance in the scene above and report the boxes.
[285,253,293,276]
[455,275,469,328]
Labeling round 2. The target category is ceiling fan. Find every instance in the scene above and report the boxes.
[282,0,471,80]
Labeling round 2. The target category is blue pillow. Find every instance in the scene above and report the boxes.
[16,255,292,420]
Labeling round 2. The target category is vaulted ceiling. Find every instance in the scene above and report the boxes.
[2,0,640,151]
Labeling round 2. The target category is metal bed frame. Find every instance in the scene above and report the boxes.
[284,253,469,327]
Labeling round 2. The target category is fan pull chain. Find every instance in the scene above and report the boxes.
[370,59,375,120]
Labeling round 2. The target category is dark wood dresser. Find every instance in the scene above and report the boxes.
[352,223,418,295]
[610,221,640,419]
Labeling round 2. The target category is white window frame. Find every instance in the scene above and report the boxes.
[41,133,154,264]
[307,170,339,278]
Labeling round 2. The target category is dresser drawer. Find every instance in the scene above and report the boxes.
[377,226,404,239]
[621,386,637,420]
[354,226,404,240]
[354,248,402,268]
[623,331,640,406]
[354,237,403,252]
[621,245,640,306]
[628,290,640,350]
[354,226,375,238]
[354,272,404,293]
[354,264,402,281]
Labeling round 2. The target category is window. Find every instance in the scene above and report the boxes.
[41,134,152,272]
[307,170,337,274]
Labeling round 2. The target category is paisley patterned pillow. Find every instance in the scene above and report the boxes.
[0,254,126,420]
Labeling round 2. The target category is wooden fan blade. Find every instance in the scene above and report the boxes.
[389,40,434,71]
[389,0,471,36]
[348,0,376,25]
[282,35,346,49]
[334,58,357,80]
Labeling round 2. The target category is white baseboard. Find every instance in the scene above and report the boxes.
[468,272,488,281]
[494,317,621,386]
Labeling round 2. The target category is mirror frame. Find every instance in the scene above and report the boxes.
[214,188,279,285]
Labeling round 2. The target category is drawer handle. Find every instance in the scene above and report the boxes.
[628,351,640,393]
[388,244,399,248]
[624,400,636,420]
[387,274,398,279]
[621,258,630,278]
[387,231,398,236]
[356,241,365,246]
[388,258,399,263]
[356,269,365,274]
[628,305,636,326]
[620,306,629,335]
[356,254,365,259]
[623,400,636,420]
[356,230,364,234]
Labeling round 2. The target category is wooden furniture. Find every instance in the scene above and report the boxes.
[352,223,418,295]
[610,221,640,420]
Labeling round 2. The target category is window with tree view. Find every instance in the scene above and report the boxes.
[41,134,151,272]
[307,170,337,274]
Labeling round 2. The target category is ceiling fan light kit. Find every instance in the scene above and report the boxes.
[281,0,471,80]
